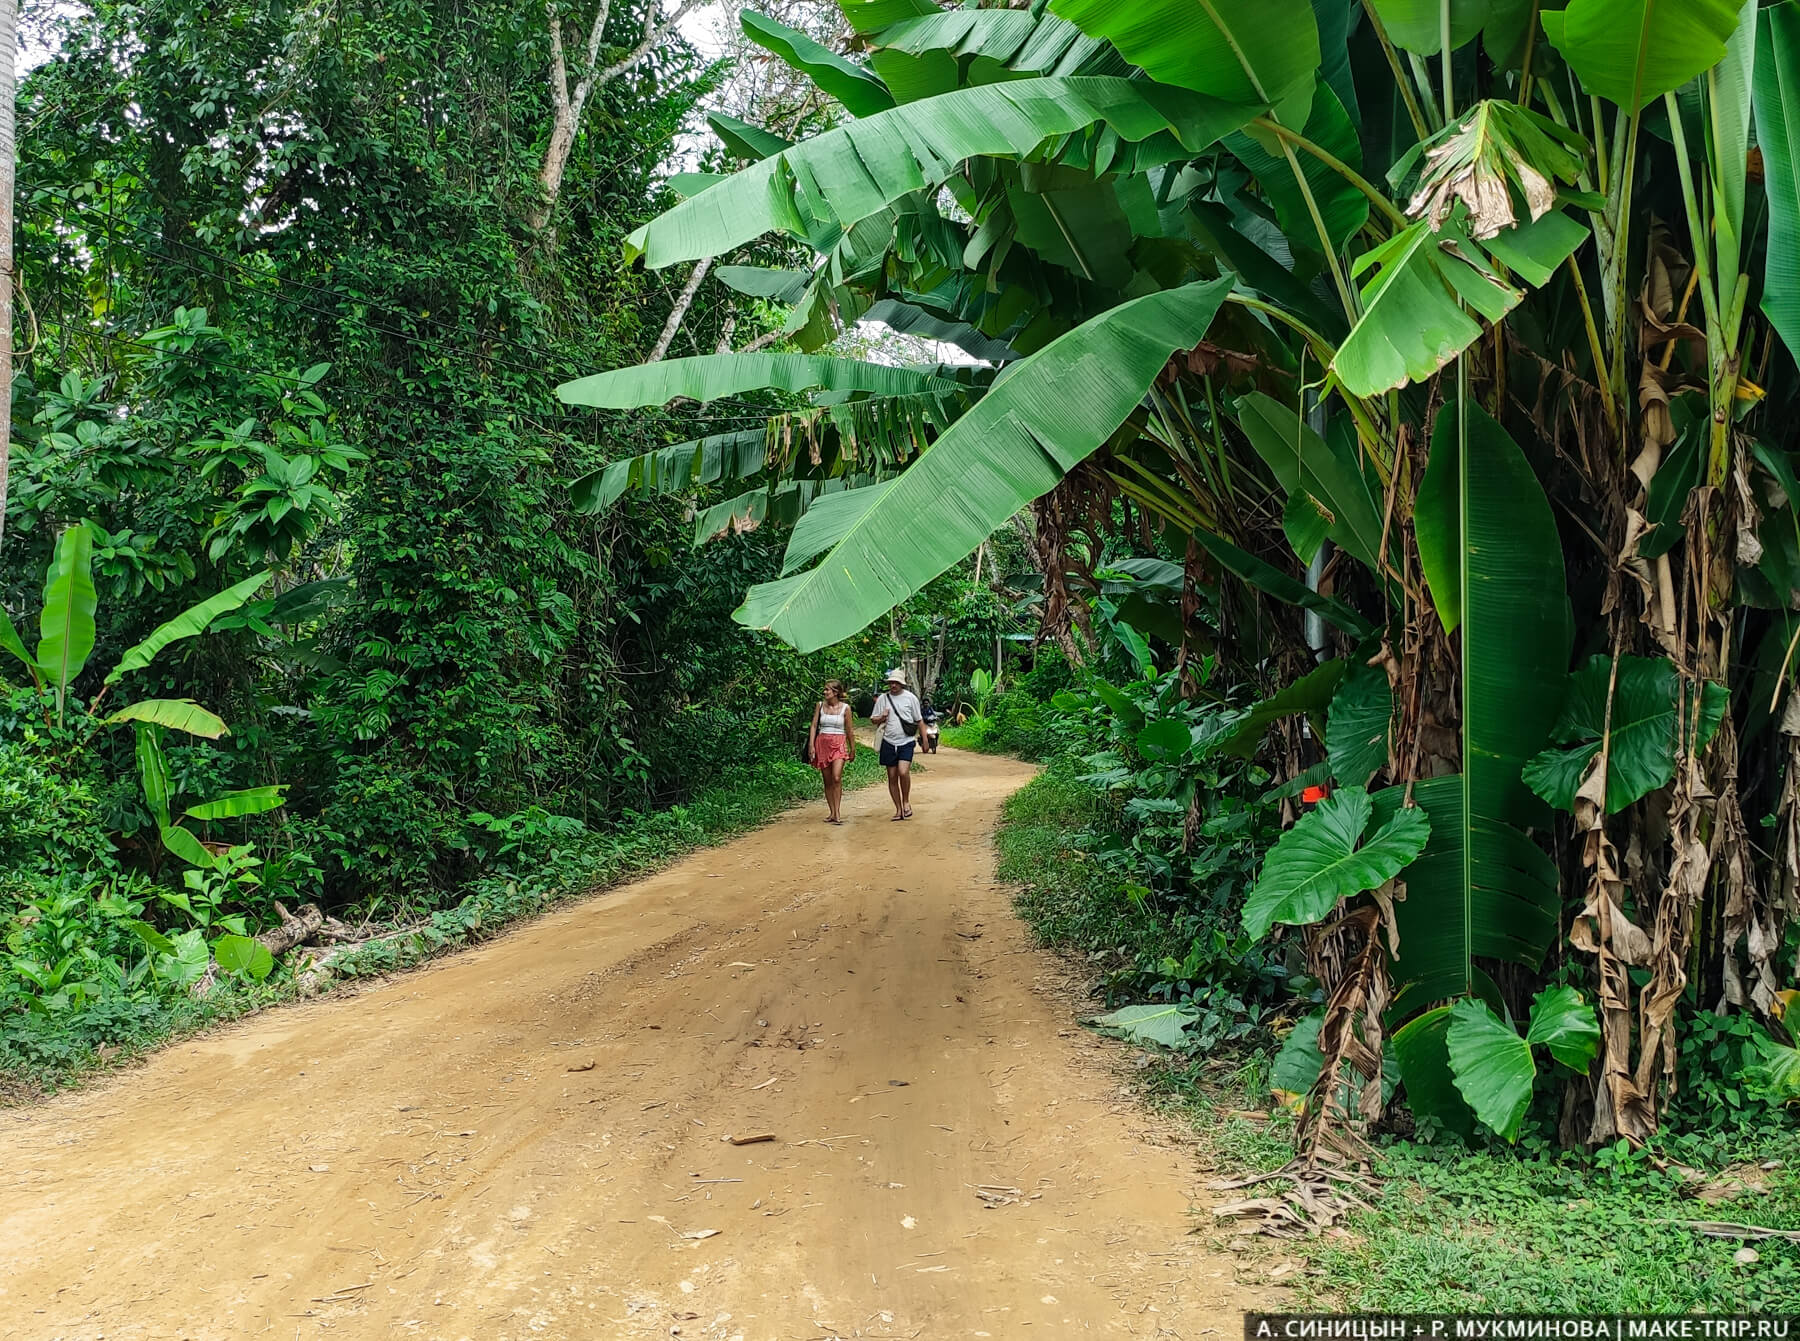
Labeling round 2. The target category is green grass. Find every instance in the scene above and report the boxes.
[1,751,886,1102]
[992,761,1800,1314]
[993,757,1180,964]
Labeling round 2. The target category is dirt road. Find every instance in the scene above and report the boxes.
[2,747,1262,1339]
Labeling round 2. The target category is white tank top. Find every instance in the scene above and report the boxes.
[818,704,847,736]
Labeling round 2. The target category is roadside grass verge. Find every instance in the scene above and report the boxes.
[1,752,885,1101]
[993,763,1800,1313]
[994,755,1181,964]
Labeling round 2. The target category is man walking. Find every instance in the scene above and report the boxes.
[870,668,924,821]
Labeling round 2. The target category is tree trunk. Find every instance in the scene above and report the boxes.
[647,257,713,362]
[0,0,16,558]
[258,902,325,955]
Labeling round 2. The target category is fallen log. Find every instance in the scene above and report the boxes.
[260,901,324,955]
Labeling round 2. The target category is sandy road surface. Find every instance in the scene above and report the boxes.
[2,747,1263,1339]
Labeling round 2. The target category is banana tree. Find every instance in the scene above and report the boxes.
[0,521,270,738]
[561,0,1800,1150]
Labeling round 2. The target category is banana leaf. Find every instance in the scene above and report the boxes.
[570,430,768,515]
[1370,776,1561,1003]
[870,7,1124,103]
[1220,658,1349,758]
[558,353,957,410]
[706,111,792,162]
[626,77,1256,268]
[741,11,895,118]
[1756,2,1800,360]
[1048,0,1319,112]
[136,724,171,829]
[779,479,896,575]
[1368,0,1534,56]
[1225,83,1369,254]
[37,523,97,713]
[184,786,289,821]
[1415,399,1572,828]
[1541,0,1746,111]
[734,278,1235,652]
[715,266,814,303]
[1331,213,1586,397]
[106,698,231,739]
[1189,529,1375,635]
[1235,392,1385,570]
[106,570,272,685]
[862,299,1017,361]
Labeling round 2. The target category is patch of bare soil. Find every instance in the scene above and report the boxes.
[1,747,1266,1338]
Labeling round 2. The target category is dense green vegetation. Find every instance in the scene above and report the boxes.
[1,0,944,1084]
[6,0,1800,1297]
[992,725,1800,1309]
[582,0,1800,1162]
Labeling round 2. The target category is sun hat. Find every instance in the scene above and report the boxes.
[884,668,907,684]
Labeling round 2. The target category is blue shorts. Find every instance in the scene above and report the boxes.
[879,739,916,767]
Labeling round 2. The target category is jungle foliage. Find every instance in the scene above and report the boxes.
[574,0,1800,1164]
[1,0,933,1073]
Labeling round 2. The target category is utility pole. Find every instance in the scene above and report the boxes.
[0,0,16,557]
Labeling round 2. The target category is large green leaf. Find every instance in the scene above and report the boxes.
[135,724,171,830]
[1391,1006,1477,1140]
[1710,0,1759,281]
[1524,984,1602,1073]
[1369,0,1533,55]
[1242,786,1431,940]
[780,480,896,574]
[1444,987,1599,1141]
[1089,1001,1196,1048]
[863,300,1016,361]
[184,786,289,822]
[1332,214,1586,397]
[1541,0,1745,111]
[106,571,271,685]
[36,523,98,709]
[1756,3,1800,359]
[1220,658,1349,758]
[1136,717,1192,762]
[1327,662,1393,787]
[105,698,231,739]
[1190,530,1374,636]
[558,354,955,410]
[869,8,1123,103]
[706,111,792,162]
[1235,392,1385,570]
[1445,997,1535,1140]
[159,822,218,870]
[714,265,813,303]
[627,77,1255,268]
[734,279,1236,652]
[1522,655,1729,813]
[570,431,769,515]
[741,11,895,118]
[1370,776,1561,1002]
[1417,399,1571,826]
[1049,0,1319,111]
[212,933,275,982]
[0,604,34,679]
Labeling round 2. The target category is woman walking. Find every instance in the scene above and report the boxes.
[810,680,855,824]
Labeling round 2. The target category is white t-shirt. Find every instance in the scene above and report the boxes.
[873,690,922,746]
